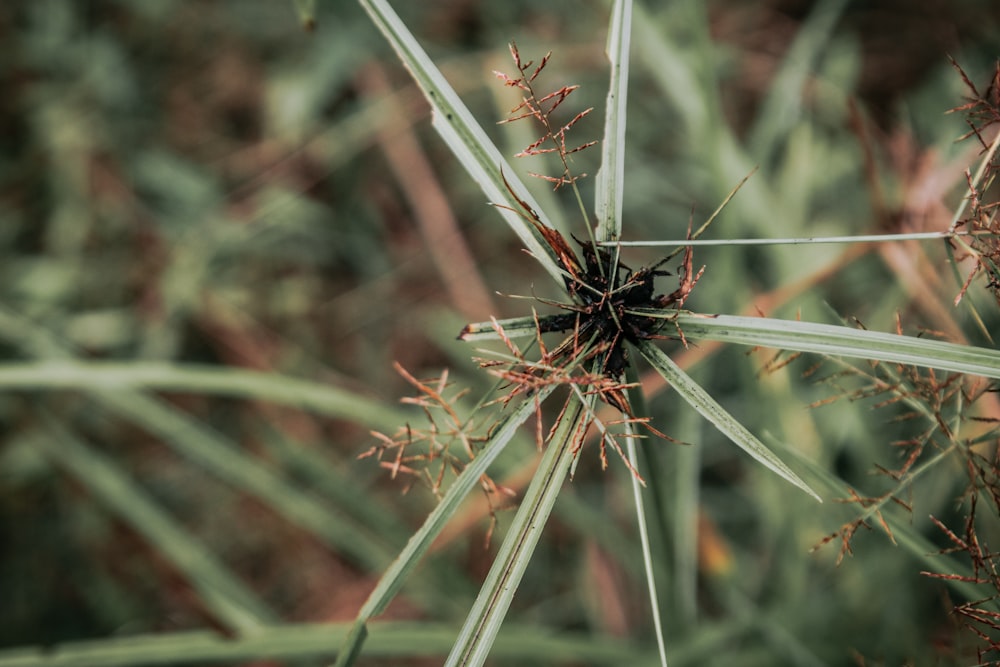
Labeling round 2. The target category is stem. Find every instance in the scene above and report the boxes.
[601,231,991,247]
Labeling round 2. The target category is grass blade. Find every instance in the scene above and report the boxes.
[625,423,669,667]
[606,231,972,247]
[622,362,679,646]
[444,397,587,667]
[0,361,409,430]
[356,0,567,286]
[95,390,395,568]
[595,0,632,250]
[637,338,821,500]
[458,315,540,342]
[0,307,397,570]
[0,621,656,667]
[460,301,1000,383]
[669,313,1000,379]
[334,388,553,666]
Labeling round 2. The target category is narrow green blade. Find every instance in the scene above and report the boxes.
[594,0,632,249]
[638,338,821,500]
[624,424,669,667]
[747,0,850,156]
[357,0,567,286]
[335,388,554,667]
[0,306,396,570]
[444,397,587,667]
[669,313,1000,379]
[458,315,541,342]
[0,361,409,430]
[0,621,656,667]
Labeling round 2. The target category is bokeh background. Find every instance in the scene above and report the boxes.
[1,1,999,665]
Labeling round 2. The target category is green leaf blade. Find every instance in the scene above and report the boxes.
[0,360,410,431]
[458,316,543,342]
[444,397,587,667]
[637,339,821,501]
[357,0,567,287]
[336,388,555,666]
[671,313,1000,379]
[595,0,632,248]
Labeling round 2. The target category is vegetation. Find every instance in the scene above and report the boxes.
[0,1,999,665]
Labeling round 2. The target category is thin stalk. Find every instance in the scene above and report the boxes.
[35,415,276,633]
[625,421,668,667]
[602,230,990,247]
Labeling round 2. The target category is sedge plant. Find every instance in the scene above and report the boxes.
[1,2,999,666]
[337,1,1000,665]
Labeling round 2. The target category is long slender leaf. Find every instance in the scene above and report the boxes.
[458,315,541,342]
[334,387,554,667]
[623,363,677,648]
[445,397,587,667]
[0,361,409,430]
[94,389,395,568]
[356,0,568,287]
[595,0,632,250]
[668,312,1000,379]
[0,306,397,570]
[637,338,820,500]
[465,312,1000,380]
[625,424,669,667]
[0,621,657,667]
[632,2,774,226]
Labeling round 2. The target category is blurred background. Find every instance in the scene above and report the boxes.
[1,0,999,665]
